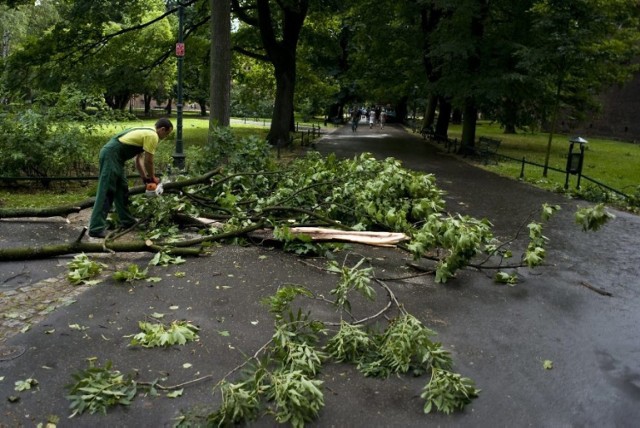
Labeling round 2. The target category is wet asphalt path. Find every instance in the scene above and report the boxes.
[0,123,638,426]
[315,123,640,426]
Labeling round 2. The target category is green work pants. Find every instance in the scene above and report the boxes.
[89,137,142,235]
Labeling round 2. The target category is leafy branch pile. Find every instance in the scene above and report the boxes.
[126,128,571,284]
[67,253,107,285]
[130,320,199,348]
[62,255,478,425]
[201,256,479,427]
[3,128,614,285]
[66,360,137,418]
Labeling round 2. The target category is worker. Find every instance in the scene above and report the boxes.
[88,118,174,238]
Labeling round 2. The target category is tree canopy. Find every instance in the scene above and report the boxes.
[1,0,639,150]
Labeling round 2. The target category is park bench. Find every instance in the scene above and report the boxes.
[420,125,435,140]
[421,126,457,152]
[474,136,501,164]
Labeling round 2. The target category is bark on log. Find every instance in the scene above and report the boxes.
[0,169,222,219]
[0,239,202,261]
[0,219,262,262]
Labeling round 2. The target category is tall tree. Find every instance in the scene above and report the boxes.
[521,0,640,175]
[209,0,231,127]
[232,0,309,146]
[4,0,175,106]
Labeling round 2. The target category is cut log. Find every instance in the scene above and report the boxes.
[249,227,409,247]
[0,239,202,261]
[0,221,265,262]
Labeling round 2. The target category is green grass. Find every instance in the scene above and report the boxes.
[446,122,640,197]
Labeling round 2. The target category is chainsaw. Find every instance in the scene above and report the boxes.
[145,181,164,197]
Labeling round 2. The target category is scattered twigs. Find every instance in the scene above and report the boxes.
[210,338,275,391]
[579,281,613,297]
[138,374,216,391]
[259,206,351,230]
[75,227,88,243]
[375,278,406,315]
[162,220,266,248]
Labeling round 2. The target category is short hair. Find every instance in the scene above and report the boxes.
[155,118,173,130]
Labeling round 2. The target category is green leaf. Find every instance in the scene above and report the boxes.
[575,203,615,232]
[129,320,199,348]
[65,360,136,416]
[14,378,38,392]
[166,389,183,398]
[66,253,106,285]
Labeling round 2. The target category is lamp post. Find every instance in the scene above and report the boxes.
[172,1,186,170]
[564,136,588,190]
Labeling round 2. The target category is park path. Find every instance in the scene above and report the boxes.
[0,122,638,426]
[315,122,640,426]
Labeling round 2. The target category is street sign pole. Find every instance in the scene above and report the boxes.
[173,2,186,170]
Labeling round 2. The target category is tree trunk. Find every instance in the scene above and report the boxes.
[0,236,201,262]
[503,98,517,134]
[165,99,173,116]
[254,0,308,146]
[268,66,296,146]
[435,96,451,137]
[144,94,152,117]
[396,96,408,124]
[460,99,478,153]
[424,93,438,128]
[198,99,208,116]
[451,108,462,124]
[209,0,231,128]
[0,217,264,262]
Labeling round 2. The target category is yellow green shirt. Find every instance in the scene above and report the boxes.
[118,128,159,154]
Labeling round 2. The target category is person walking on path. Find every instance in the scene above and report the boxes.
[351,108,361,132]
[368,106,376,129]
[380,109,387,129]
[88,118,174,238]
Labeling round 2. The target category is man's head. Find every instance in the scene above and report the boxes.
[155,118,174,140]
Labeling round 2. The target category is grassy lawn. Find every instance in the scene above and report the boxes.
[446,122,640,198]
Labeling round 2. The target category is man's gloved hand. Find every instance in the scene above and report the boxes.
[144,176,160,185]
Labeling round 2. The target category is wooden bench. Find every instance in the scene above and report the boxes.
[420,125,435,140]
[475,136,501,164]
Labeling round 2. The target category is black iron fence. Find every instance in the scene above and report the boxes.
[501,153,630,199]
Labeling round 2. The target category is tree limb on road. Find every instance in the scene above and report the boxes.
[0,169,222,219]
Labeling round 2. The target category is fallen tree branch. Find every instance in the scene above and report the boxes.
[0,238,202,261]
[0,168,222,219]
[579,281,613,297]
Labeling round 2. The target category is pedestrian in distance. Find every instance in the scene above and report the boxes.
[368,106,376,129]
[351,108,361,132]
[88,118,174,238]
[380,109,387,129]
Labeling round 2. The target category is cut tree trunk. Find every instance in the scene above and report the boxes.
[0,228,202,261]
[248,227,409,247]
[0,220,263,262]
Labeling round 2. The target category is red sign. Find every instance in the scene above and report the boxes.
[176,43,185,57]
